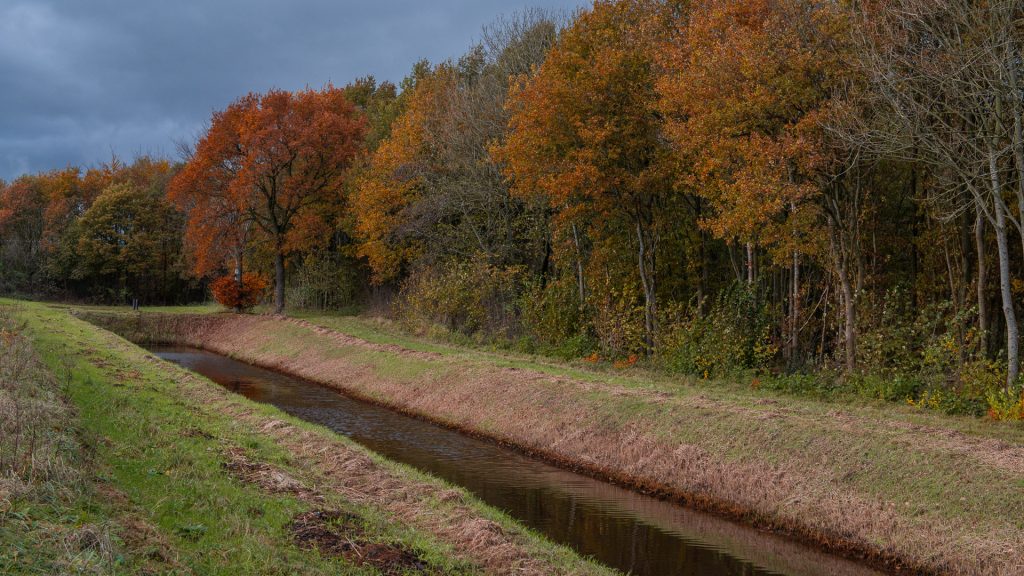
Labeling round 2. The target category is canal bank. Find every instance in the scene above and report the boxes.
[154,345,881,576]
[8,301,614,575]
[80,309,1024,575]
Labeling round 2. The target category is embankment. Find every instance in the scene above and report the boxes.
[83,310,1024,575]
[9,302,612,575]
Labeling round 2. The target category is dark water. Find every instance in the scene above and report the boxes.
[154,346,883,576]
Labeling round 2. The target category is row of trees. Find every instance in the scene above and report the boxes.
[346,0,1024,389]
[1,0,1022,404]
[0,158,197,303]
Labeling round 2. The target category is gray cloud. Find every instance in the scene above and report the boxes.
[0,0,586,180]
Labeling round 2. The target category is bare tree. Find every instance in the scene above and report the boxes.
[397,9,563,270]
[851,0,1021,385]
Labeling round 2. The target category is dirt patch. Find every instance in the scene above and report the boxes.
[118,515,185,570]
[181,426,213,440]
[288,510,429,574]
[217,445,457,573]
[221,447,318,500]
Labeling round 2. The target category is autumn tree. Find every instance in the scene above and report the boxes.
[657,0,865,370]
[499,0,677,352]
[343,76,402,152]
[353,11,560,287]
[350,69,434,284]
[0,160,146,295]
[169,95,254,297]
[0,178,47,290]
[171,88,366,313]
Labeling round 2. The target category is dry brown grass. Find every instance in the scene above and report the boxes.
[221,447,436,574]
[86,311,1024,575]
[0,306,78,488]
[0,306,93,561]
[221,446,314,499]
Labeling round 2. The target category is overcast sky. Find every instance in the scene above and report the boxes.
[0,0,587,181]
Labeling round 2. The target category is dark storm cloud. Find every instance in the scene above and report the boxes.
[0,0,586,180]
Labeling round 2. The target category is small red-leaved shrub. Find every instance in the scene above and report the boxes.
[210,273,268,311]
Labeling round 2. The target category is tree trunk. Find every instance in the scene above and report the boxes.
[233,248,244,313]
[838,257,856,374]
[830,220,856,373]
[274,251,286,315]
[989,154,1021,386]
[636,219,656,353]
[697,229,708,316]
[1006,56,1024,260]
[839,264,856,375]
[975,205,990,354]
[727,242,743,284]
[790,251,800,367]
[572,222,586,307]
[745,242,755,285]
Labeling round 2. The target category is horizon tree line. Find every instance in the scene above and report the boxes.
[1,0,1022,402]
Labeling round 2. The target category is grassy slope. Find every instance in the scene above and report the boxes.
[2,300,612,575]
[80,304,1024,575]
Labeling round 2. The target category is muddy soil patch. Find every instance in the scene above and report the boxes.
[289,510,430,574]
[222,448,440,574]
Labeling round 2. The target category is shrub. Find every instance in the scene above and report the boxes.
[589,280,646,359]
[850,372,922,402]
[857,287,921,375]
[656,284,777,378]
[210,273,268,311]
[986,386,1024,421]
[853,288,1009,415]
[287,251,366,311]
[398,258,528,339]
[518,275,593,358]
[761,371,841,397]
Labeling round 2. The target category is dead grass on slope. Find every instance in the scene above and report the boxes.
[86,311,1024,575]
[221,447,434,575]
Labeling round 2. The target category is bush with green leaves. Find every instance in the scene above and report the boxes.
[656,284,777,378]
[517,275,594,359]
[287,251,366,311]
[588,279,647,359]
[398,257,528,339]
[855,288,1005,415]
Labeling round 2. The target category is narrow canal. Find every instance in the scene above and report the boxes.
[154,346,883,576]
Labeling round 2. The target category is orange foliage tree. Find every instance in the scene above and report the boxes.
[169,96,253,289]
[170,88,366,313]
[0,158,174,293]
[656,0,858,368]
[351,67,446,284]
[209,272,268,311]
[497,0,678,352]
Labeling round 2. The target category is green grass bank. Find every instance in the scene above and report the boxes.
[0,300,613,575]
